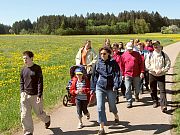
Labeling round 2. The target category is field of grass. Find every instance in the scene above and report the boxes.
[172,53,180,134]
[0,33,180,134]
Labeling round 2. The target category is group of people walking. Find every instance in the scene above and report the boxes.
[20,38,171,135]
[70,38,171,135]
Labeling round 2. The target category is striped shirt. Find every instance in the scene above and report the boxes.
[76,80,87,100]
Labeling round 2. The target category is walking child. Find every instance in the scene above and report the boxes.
[70,67,91,129]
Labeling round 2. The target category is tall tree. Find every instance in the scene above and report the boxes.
[133,19,150,34]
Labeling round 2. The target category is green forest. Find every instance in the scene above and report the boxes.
[0,10,180,35]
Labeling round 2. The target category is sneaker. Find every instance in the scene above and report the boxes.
[77,122,83,129]
[97,129,106,135]
[24,133,33,135]
[86,112,90,120]
[161,106,167,113]
[45,116,51,129]
[127,103,132,108]
[153,101,159,108]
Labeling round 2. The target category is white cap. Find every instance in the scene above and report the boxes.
[126,42,133,50]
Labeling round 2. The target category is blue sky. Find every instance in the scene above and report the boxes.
[1,0,179,26]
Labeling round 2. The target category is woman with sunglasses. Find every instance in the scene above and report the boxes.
[91,46,121,135]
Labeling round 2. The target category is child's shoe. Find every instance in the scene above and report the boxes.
[77,122,83,129]
[86,112,90,120]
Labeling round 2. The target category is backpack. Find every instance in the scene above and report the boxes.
[161,51,165,64]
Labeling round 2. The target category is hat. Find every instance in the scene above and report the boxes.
[126,42,133,50]
[152,40,160,46]
[75,68,83,75]
[145,39,152,42]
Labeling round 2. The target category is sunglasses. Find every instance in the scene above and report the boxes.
[100,53,107,55]
[153,43,159,47]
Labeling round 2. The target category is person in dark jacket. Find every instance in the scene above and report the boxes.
[91,46,121,135]
[20,51,50,135]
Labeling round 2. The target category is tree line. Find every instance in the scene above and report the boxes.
[1,10,180,35]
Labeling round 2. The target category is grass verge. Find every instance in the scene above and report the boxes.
[172,53,180,135]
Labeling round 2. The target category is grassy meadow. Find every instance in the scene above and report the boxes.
[0,33,180,134]
[172,53,180,134]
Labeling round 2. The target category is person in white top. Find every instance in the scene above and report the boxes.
[75,40,97,79]
[145,41,171,113]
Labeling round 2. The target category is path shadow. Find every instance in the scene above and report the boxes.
[166,89,180,95]
[167,100,180,107]
[165,81,178,84]
[166,73,177,76]
[61,130,97,135]
[49,127,98,135]
[84,120,99,127]
[166,100,180,115]
[132,97,153,108]
[49,127,97,135]
[108,120,174,135]
[49,127,63,134]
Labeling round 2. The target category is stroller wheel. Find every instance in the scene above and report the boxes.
[63,95,68,106]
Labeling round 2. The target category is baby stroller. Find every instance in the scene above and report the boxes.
[63,65,87,107]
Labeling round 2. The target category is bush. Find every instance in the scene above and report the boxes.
[19,29,29,35]
[161,25,179,34]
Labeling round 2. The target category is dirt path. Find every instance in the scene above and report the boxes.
[15,42,180,135]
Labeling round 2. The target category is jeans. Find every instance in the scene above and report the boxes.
[140,77,144,91]
[144,71,149,89]
[120,80,126,96]
[76,99,89,118]
[96,86,118,124]
[124,76,140,104]
[149,74,167,106]
[140,71,149,92]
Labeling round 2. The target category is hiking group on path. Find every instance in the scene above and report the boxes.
[19,38,176,135]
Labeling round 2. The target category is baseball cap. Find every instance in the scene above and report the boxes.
[75,68,83,75]
[126,42,133,50]
[152,40,160,46]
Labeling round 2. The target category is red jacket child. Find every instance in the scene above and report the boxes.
[69,67,91,129]
[70,76,91,102]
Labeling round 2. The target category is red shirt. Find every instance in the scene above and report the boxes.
[144,45,154,52]
[121,51,144,77]
[112,51,122,72]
